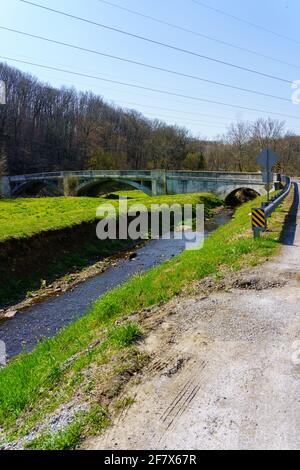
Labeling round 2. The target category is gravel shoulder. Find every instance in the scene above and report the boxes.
[85,183,300,451]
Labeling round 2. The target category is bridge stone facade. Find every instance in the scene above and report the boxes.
[0,170,269,200]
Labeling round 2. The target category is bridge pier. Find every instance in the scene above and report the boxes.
[151,170,167,196]
[0,176,11,198]
[63,176,73,197]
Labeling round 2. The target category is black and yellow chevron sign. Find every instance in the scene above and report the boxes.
[273,161,284,173]
[252,208,266,229]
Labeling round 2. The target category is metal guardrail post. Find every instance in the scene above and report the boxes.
[253,228,262,239]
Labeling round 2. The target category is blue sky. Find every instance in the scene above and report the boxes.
[1,0,300,138]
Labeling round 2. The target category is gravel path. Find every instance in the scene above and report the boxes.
[86,182,300,450]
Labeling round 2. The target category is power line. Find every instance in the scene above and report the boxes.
[96,0,300,71]
[136,111,227,128]
[124,108,228,126]
[0,26,291,104]
[116,100,242,122]
[10,63,250,122]
[30,67,267,123]
[118,101,264,128]
[18,0,291,84]
[1,55,299,121]
[191,0,300,46]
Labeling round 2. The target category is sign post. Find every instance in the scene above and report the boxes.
[252,148,280,238]
[256,148,279,203]
[267,149,270,202]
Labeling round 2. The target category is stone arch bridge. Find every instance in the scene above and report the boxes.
[0,170,269,201]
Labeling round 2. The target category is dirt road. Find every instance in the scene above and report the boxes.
[86,183,300,451]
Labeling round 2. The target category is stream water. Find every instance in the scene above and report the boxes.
[0,209,232,360]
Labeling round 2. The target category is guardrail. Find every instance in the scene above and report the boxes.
[252,176,292,238]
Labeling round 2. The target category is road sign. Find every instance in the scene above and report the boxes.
[252,208,266,230]
[256,148,279,170]
[256,148,279,202]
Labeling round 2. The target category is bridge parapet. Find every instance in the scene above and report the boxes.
[1,170,268,199]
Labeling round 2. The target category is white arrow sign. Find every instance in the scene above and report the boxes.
[256,148,279,171]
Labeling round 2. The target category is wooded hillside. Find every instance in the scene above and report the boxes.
[1,62,299,176]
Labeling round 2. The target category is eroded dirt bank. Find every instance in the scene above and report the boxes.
[85,184,300,451]
[0,219,139,309]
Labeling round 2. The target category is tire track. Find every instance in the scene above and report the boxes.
[160,361,207,432]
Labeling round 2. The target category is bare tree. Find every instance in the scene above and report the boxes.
[252,118,285,151]
[226,121,251,171]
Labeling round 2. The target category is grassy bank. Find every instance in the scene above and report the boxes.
[0,191,220,242]
[0,190,292,449]
[0,191,221,307]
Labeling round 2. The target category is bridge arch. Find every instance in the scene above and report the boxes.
[11,180,62,197]
[224,187,263,206]
[75,178,152,197]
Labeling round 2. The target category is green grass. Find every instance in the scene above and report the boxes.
[108,322,142,348]
[0,191,290,448]
[0,191,221,242]
[25,405,110,450]
[0,190,221,307]
[25,421,83,451]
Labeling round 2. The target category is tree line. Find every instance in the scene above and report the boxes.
[0,62,299,178]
